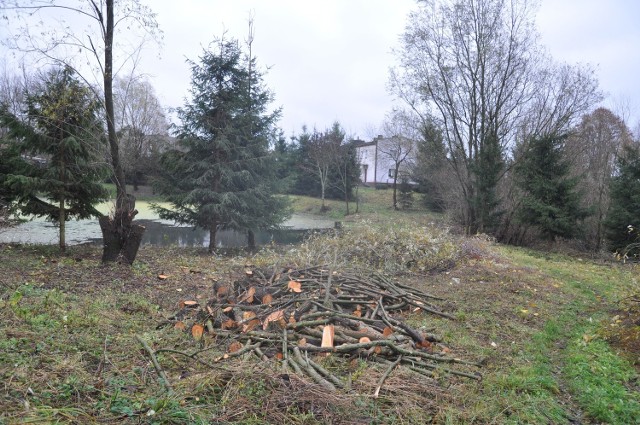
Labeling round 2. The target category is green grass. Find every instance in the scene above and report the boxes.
[2,192,639,424]
[492,247,640,424]
[102,183,164,202]
[565,325,640,424]
[289,186,442,223]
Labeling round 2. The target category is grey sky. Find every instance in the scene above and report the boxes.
[144,0,640,139]
[2,0,640,139]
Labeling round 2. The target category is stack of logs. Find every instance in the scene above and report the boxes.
[170,265,481,390]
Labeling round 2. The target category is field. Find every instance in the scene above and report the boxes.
[1,187,639,424]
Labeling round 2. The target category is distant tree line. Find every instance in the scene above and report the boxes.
[389,0,640,256]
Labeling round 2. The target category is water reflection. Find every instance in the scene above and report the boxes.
[0,208,335,248]
[138,220,314,248]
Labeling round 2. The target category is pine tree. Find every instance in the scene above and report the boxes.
[0,67,109,252]
[152,36,289,252]
[604,144,640,257]
[514,134,590,241]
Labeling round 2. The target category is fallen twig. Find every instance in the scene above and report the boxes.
[135,335,173,394]
[374,355,402,398]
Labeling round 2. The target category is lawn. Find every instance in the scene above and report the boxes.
[1,189,638,424]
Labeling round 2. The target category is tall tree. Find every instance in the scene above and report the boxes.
[566,108,633,250]
[514,134,589,241]
[306,126,340,211]
[392,0,601,234]
[0,67,27,227]
[271,129,297,193]
[0,136,24,228]
[113,76,170,190]
[331,136,360,215]
[0,66,109,251]
[1,0,161,263]
[381,110,418,210]
[604,144,640,257]
[412,118,449,212]
[289,126,322,199]
[152,35,289,253]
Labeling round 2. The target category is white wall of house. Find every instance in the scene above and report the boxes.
[355,136,417,185]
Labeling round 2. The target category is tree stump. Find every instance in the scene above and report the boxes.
[99,195,145,264]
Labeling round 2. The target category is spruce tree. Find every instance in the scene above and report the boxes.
[0,67,109,252]
[414,120,447,212]
[471,133,503,233]
[152,36,289,252]
[604,144,640,256]
[514,134,589,241]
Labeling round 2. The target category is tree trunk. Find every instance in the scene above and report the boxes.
[59,134,66,253]
[98,194,145,264]
[392,165,400,210]
[59,197,65,253]
[100,0,144,264]
[344,190,350,215]
[132,172,139,192]
[247,229,256,252]
[320,171,326,210]
[208,225,217,254]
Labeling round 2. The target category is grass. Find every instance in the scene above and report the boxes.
[1,191,639,424]
[289,186,441,222]
[102,183,165,203]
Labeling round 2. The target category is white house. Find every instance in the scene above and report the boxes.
[354,135,417,186]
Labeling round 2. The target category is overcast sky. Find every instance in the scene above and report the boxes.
[3,0,640,139]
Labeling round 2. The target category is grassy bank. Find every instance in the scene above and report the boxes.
[1,192,638,424]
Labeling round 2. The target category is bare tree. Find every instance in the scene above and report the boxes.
[392,0,601,233]
[0,65,29,228]
[1,0,162,263]
[113,75,169,190]
[381,109,418,210]
[566,108,633,250]
[330,137,359,216]
[305,125,343,211]
[0,63,30,120]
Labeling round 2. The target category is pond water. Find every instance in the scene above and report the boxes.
[0,201,337,248]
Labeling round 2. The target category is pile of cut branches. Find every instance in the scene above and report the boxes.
[161,265,481,392]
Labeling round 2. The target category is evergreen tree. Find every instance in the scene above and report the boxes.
[413,119,447,212]
[604,144,640,257]
[471,132,504,233]
[271,129,297,193]
[289,123,359,203]
[0,140,27,227]
[0,67,109,252]
[514,134,590,241]
[289,127,319,197]
[332,138,361,214]
[152,36,289,253]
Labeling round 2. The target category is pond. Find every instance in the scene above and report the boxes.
[0,201,337,248]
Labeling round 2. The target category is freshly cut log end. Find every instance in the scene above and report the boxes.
[321,324,335,349]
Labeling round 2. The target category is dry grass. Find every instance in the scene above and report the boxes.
[1,216,639,423]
